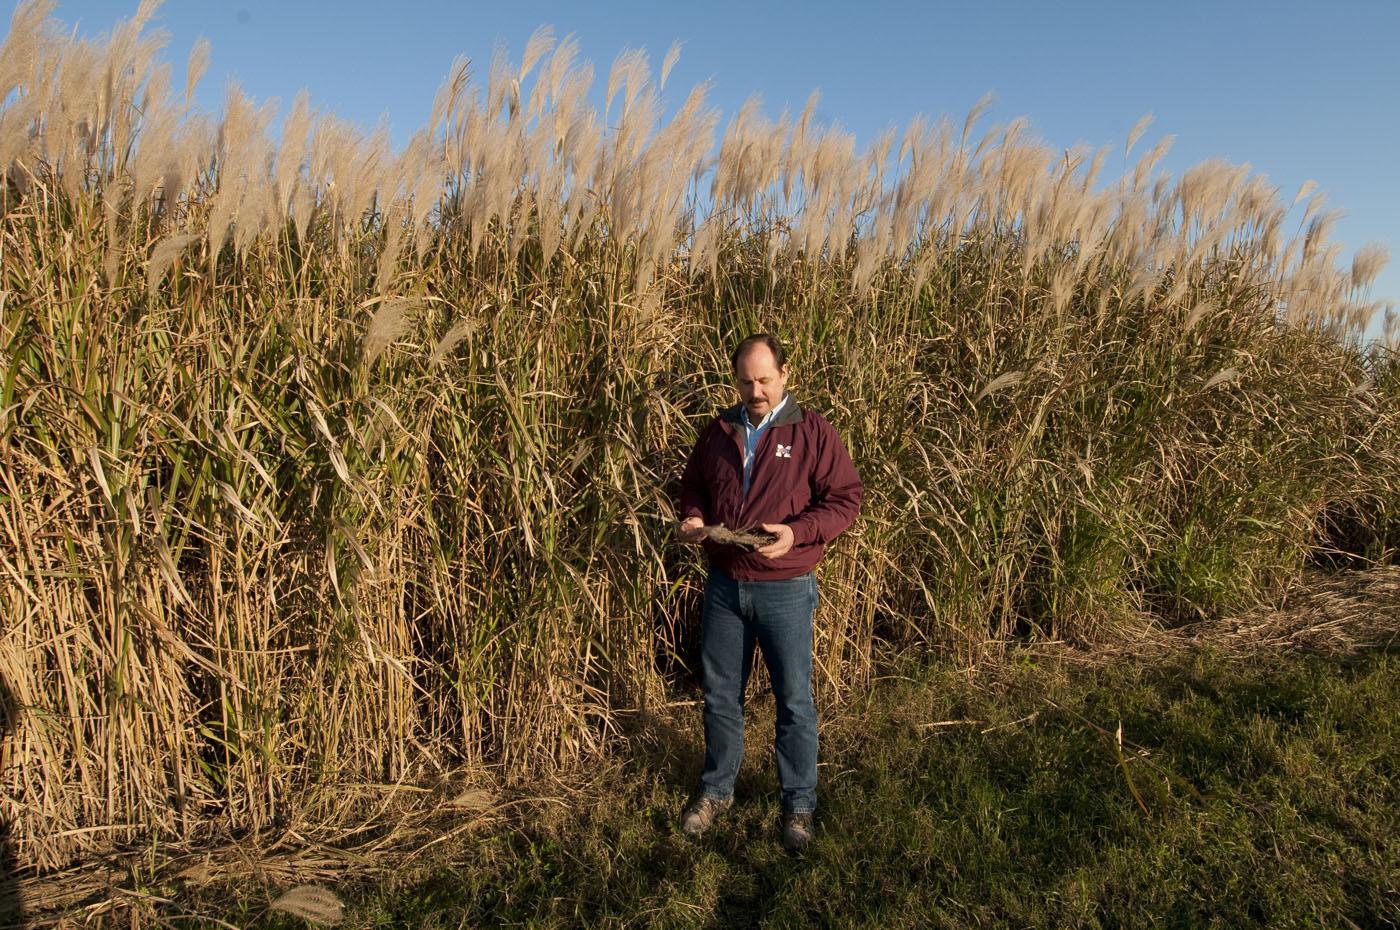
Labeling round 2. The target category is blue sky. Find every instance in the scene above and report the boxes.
[34,0,1400,334]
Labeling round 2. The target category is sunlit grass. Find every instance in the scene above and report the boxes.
[1,0,1398,874]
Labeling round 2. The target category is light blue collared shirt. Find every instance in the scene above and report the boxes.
[740,394,789,496]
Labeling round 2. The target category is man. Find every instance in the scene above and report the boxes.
[674,333,863,853]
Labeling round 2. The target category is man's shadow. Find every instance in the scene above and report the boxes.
[643,562,778,807]
[635,564,706,791]
[0,674,22,928]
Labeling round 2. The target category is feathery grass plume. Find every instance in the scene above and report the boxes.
[335,119,380,227]
[1124,112,1153,160]
[1131,133,1174,193]
[429,54,470,140]
[446,787,497,811]
[546,34,579,103]
[129,60,175,193]
[1300,187,1328,225]
[47,39,100,197]
[428,315,477,365]
[0,12,59,174]
[183,36,209,108]
[205,81,276,256]
[146,232,197,295]
[520,24,555,82]
[1048,268,1076,314]
[960,91,995,148]
[1203,367,1243,390]
[1350,243,1389,292]
[314,113,373,241]
[659,40,681,91]
[975,370,1026,403]
[605,46,648,123]
[0,1,55,101]
[485,42,512,119]
[234,171,276,253]
[276,89,312,215]
[88,0,162,180]
[780,89,818,202]
[377,202,408,292]
[270,886,345,925]
[1183,299,1216,334]
[363,297,421,364]
[406,136,442,257]
[1301,208,1340,267]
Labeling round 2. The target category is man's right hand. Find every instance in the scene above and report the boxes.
[676,515,706,544]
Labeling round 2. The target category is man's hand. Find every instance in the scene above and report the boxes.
[677,515,706,544]
[755,523,795,560]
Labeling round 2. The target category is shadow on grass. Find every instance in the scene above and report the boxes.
[227,644,1400,929]
[613,703,701,796]
[1,674,22,929]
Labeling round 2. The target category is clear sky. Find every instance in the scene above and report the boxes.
[29,0,1400,335]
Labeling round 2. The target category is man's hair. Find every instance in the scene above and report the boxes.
[730,333,787,370]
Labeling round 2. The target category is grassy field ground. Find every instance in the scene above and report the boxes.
[202,648,1400,929]
[59,573,1371,929]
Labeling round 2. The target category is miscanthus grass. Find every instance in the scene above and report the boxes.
[1,0,1398,875]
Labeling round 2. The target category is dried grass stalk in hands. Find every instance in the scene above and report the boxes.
[699,525,778,549]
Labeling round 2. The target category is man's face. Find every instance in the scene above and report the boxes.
[733,345,789,421]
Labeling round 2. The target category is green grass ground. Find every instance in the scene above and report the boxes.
[201,641,1398,930]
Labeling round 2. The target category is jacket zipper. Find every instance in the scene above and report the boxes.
[738,425,781,525]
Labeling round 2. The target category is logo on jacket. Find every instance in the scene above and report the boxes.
[775,444,792,458]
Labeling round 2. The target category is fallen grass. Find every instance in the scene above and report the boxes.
[146,608,1396,929]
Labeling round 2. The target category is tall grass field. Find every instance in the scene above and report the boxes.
[1,0,1398,877]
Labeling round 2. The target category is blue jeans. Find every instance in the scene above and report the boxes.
[698,567,819,814]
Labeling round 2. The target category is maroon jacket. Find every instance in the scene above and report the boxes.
[677,396,863,580]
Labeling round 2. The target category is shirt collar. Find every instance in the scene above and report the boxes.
[741,393,789,431]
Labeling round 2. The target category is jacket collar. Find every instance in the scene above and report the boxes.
[721,394,805,429]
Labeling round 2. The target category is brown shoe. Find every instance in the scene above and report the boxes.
[680,795,732,836]
[782,811,815,853]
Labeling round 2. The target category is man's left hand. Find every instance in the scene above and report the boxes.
[756,523,795,559]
